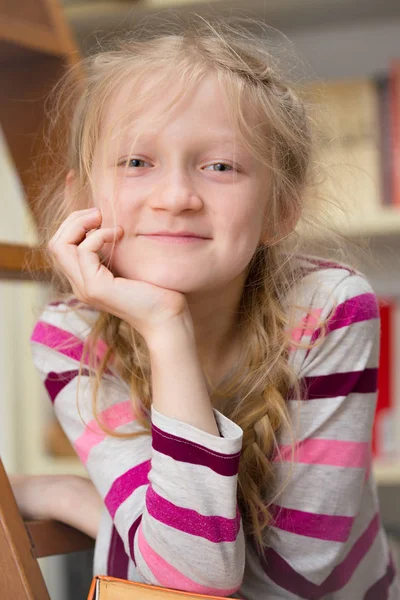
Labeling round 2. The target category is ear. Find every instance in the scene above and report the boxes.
[65,169,92,212]
[64,169,77,212]
[260,209,300,247]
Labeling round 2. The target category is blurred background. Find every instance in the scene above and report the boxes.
[1,0,400,598]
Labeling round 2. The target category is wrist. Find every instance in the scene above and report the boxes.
[145,314,195,354]
[53,475,103,539]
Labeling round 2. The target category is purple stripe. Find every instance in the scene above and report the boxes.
[107,525,129,579]
[105,460,151,518]
[261,512,380,598]
[128,515,142,565]
[311,293,379,344]
[44,369,89,403]
[48,299,97,310]
[146,485,241,543]
[270,504,353,543]
[299,368,378,400]
[151,422,240,477]
[364,556,396,600]
[299,257,356,274]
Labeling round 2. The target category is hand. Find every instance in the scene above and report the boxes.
[48,208,192,341]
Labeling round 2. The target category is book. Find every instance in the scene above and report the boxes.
[373,299,400,460]
[87,576,241,600]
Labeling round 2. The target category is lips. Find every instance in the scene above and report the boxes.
[139,233,208,244]
[142,233,206,238]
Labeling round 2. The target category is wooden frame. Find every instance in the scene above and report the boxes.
[0,0,81,278]
[0,456,94,600]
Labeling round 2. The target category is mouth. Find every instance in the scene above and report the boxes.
[139,234,208,244]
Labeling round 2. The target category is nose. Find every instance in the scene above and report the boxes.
[148,168,203,215]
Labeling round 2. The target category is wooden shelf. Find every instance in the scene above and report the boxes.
[0,242,50,280]
[0,16,64,57]
[298,207,400,241]
[373,459,400,486]
[337,208,400,238]
[344,207,400,237]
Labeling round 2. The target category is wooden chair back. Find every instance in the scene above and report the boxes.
[0,456,94,600]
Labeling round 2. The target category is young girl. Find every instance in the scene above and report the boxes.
[12,14,399,599]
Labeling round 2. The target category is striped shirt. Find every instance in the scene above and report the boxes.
[30,259,400,599]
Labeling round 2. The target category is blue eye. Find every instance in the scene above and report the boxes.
[204,163,234,172]
[119,158,149,168]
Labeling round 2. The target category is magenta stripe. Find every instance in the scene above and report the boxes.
[261,513,380,598]
[298,368,378,400]
[151,422,240,477]
[364,556,396,599]
[270,504,353,542]
[44,369,88,403]
[107,525,129,579]
[310,293,379,345]
[105,460,151,518]
[128,515,142,565]
[31,320,113,375]
[146,485,241,543]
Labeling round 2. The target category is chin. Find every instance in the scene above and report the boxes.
[111,263,203,293]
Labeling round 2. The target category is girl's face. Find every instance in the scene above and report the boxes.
[90,72,272,294]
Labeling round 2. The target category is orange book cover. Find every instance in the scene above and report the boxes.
[88,576,241,600]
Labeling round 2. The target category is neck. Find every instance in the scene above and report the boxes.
[184,275,246,385]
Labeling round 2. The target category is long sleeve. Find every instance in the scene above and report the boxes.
[30,303,245,595]
[256,267,396,599]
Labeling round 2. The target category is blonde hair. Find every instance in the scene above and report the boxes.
[29,14,358,553]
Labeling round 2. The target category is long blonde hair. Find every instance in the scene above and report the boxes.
[29,14,354,553]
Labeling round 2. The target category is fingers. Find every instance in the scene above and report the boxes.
[48,208,123,304]
[78,226,123,285]
[49,208,102,248]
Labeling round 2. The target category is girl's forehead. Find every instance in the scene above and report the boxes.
[100,70,234,137]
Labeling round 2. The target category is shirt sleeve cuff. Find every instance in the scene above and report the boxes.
[151,406,243,456]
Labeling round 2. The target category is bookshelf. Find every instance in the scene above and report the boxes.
[0,0,83,277]
[374,461,400,486]
[64,0,400,36]
[2,0,400,485]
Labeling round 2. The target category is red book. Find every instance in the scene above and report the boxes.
[373,300,397,458]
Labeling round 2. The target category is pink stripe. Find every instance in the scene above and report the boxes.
[137,523,240,596]
[290,308,324,345]
[270,504,353,542]
[146,485,241,543]
[275,439,369,469]
[74,401,135,464]
[31,320,110,370]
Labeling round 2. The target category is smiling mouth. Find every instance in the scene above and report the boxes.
[139,234,208,244]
